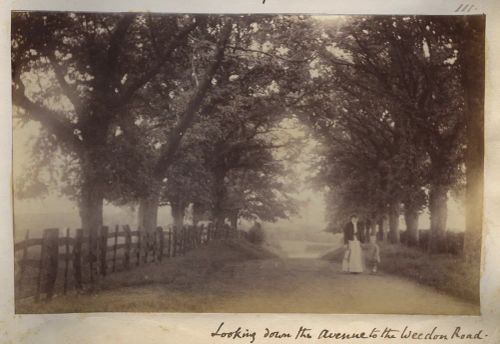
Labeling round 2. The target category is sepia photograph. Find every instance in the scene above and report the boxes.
[11,12,484,315]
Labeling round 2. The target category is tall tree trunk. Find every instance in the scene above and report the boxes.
[171,200,186,230]
[142,21,232,235]
[388,202,400,244]
[79,180,104,236]
[228,209,239,231]
[78,161,104,282]
[213,205,225,231]
[377,216,384,241]
[404,204,419,247]
[429,184,448,253]
[461,16,485,265]
[192,202,205,226]
[377,214,389,241]
[138,193,159,232]
[212,168,227,231]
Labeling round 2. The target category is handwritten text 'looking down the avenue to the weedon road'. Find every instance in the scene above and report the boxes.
[210,322,487,343]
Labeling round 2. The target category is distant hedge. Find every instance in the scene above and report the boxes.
[248,224,265,245]
[400,229,464,255]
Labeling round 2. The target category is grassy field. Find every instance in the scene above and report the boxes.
[322,242,480,304]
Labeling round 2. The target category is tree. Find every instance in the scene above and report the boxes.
[130,15,316,232]
[301,16,467,250]
[11,12,201,258]
[161,122,214,228]
[159,15,317,230]
[132,17,233,232]
[457,16,485,264]
[294,54,427,243]
[215,135,300,229]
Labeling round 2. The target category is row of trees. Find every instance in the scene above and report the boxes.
[12,13,316,256]
[12,14,484,263]
[293,16,483,260]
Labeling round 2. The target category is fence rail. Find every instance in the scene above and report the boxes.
[14,223,237,302]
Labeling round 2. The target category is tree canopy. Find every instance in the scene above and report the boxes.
[13,13,484,261]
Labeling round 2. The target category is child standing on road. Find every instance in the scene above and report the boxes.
[368,224,381,274]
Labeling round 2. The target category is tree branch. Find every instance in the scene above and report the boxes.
[116,19,199,107]
[47,54,82,111]
[226,45,311,63]
[106,14,136,88]
[154,19,233,179]
[12,82,82,151]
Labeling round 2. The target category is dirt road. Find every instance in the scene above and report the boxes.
[22,254,479,314]
[209,258,479,314]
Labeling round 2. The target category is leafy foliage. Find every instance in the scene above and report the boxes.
[293,16,469,231]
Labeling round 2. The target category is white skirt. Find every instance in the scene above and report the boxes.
[342,240,364,273]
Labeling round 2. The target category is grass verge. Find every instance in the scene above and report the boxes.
[378,243,479,304]
[16,239,275,313]
[322,242,479,304]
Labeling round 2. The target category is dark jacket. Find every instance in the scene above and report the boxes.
[343,221,366,244]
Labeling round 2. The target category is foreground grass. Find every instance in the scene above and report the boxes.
[378,243,480,304]
[16,239,275,313]
[322,242,480,304]
[17,239,478,314]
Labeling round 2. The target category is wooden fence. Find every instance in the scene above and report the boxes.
[14,223,236,301]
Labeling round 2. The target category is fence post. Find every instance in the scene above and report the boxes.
[207,224,212,244]
[172,227,177,257]
[136,230,141,267]
[143,232,149,263]
[156,227,164,262]
[178,226,182,256]
[167,228,172,258]
[112,225,118,272]
[17,230,30,295]
[88,231,95,285]
[198,225,203,246]
[152,231,157,262]
[73,229,83,289]
[182,227,186,255]
[190,226,195,250]
[44,228,59,300]
[182,226,188,256]
[124,225,131,270]
[35,229,48,302]
[63,228,70,295]
[100,226,108,276]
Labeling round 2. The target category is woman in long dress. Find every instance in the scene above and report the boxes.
[342,214,364,273]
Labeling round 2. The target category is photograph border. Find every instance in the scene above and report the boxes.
[1,0,500,343]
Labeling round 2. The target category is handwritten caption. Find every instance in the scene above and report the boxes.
[211,322,487,343]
